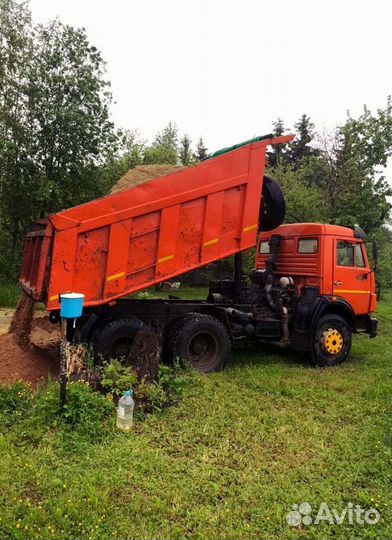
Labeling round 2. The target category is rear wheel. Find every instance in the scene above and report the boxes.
[259,175,286,231]
[92,317,143,365]
[310,314,352,367]
[165,314,231,373]
[163,314,194,362]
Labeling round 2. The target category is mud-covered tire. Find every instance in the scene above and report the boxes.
[92,317,143,364]
[259,175,286,231]
[165,313,231,373]
[310,314,352,367]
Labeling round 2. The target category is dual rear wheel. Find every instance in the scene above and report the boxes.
[92,313,231,373]
[164,314,231,372]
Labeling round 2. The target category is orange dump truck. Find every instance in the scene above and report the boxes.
[20,134,377,370]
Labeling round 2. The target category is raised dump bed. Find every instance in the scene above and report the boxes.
[20,134,293,310]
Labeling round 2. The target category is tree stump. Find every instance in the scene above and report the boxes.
[128,326,162,382]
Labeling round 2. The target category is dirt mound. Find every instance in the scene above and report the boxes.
[9,292,35,346]
[110,164,185,194]
[1,306,61,386]
[0,308,14,336]
[30,316,61,354]
[0,332,59,386]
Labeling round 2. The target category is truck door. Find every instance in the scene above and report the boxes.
[333,239,371,314]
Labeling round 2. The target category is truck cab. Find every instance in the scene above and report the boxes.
[255,223,377,365]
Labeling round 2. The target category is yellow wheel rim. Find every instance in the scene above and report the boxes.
[321,328,344,355]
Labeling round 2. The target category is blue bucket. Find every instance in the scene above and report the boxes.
[60,293,85,319]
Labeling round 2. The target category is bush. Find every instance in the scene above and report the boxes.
[0,381,115,449]
[60,381,115,434]
[100,360,138,398]
[0,363,191,451]
[100,360,191,415]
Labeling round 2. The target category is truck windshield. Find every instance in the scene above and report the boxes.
[355,244,366,267]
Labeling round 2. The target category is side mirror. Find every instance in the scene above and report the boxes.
[354,224,367,239]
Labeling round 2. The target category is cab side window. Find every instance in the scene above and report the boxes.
[259,241,270,254]
[355,243,366,267]
[337,241,354,266]
[298,238,318,253]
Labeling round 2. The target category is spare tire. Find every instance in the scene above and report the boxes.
[259,175,285,231]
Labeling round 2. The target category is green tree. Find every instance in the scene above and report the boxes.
[373,226,392,291]
[0,0,36,276]
[194,137,208,161]
[267,118,288,167]
[288,114,318,167]
[339,99,392,175]
[144,122,178,165]
[269,163,328,223]
[98,130,145,192]
[26,20,115,210]
[179,134,193,166]
[0,2,117,276]
[315,102,392,233]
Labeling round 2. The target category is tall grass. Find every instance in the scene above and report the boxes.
[0,281,21,308]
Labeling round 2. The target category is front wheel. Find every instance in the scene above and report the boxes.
[310,314,352,367]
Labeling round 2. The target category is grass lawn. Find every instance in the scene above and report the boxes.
[0,292,391,540]
[136,285,210,301]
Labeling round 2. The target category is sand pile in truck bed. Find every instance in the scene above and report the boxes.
[110,164,185,194]
[0,293,60,386]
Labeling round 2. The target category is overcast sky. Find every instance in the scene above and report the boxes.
[29,0,391,164]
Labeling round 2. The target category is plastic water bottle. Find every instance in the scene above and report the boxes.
[116,390,134,430]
